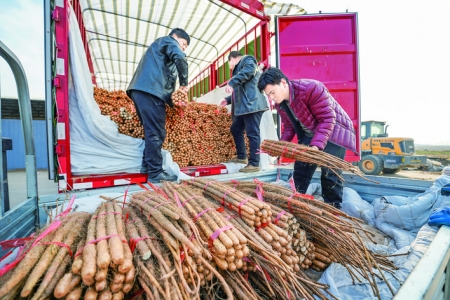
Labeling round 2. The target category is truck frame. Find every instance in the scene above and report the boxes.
[1,1,449,298]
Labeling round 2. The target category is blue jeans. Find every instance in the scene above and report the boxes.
[293,137,346,204]
[129,90,166,177]
[230,111,264,167]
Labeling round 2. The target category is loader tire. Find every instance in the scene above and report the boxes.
[383,168,400,174]
[359,155,383,175]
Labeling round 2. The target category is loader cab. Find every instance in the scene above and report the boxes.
[361,120,389,140]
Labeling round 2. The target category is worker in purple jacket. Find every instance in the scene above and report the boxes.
[257,67,357,208]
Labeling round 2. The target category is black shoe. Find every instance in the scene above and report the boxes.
[140,166,148,174]
[147,171,177,183]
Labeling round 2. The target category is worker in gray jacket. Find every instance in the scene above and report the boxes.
[220,51,269,172]
[127,28,190,183]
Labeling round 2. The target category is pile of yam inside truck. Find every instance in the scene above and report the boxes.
[93,87,240,167]
[0,178,397,300]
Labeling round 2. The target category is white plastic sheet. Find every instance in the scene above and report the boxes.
[68,7,192,181]
[309,175,450,299]
[68,6,144,175]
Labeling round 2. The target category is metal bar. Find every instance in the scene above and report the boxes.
[0,40,39,228]
[0,67,3,216]
[44,0,55,181]
[189,21,268,91]
[394,225,450,299]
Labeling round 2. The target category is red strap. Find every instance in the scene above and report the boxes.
[238,198,252,217]
[148,202,171,217]
[122,186,129,209]
[287,194,295,213]
[0,236,33,250]
[194,208,212,222]
[42,241,73,257]
[129,236,149,253]
[221,188,235,207]
[288,177,296,191]
[203,181,215,191]
[273,210,286,225]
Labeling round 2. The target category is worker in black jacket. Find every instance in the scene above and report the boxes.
[220,51,269,172]
[127,28,190,183]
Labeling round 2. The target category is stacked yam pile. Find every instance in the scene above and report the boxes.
[164,102,238,167]
[94,87,240,168]
[0,179,398,299]
[94,87,144,138]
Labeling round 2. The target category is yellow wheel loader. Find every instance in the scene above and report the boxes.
[358,121,427,175]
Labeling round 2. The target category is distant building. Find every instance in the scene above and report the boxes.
[1,97,48,170]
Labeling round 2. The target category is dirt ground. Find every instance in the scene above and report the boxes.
[386,169,442,181]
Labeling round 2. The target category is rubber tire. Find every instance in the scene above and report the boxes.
[383,168,400,174]
[359,155,384,175]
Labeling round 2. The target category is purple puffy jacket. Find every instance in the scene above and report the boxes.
[276,79,357,153]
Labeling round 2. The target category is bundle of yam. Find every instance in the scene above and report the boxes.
[93,87,243,168]
[162,182,250,272]
[171,89,189,106]
[260,139,376,182]
[126,187,236,299]
[0,212,91,299]
[224,179,316,269]
[77,202,135,298]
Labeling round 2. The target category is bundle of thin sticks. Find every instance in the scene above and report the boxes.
[128,189,234,299]
[260,139,375,182]
[0,212,91,300]
[228,180,398,299]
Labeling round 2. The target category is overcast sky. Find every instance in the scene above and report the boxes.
[1,0,449,145]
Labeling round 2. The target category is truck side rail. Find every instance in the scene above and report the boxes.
[394,225,450,299]
[188,20,270,99]
[0,40,39,224]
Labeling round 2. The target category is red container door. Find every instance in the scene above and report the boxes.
[275,13,361,162]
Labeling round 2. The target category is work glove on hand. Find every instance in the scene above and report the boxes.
[428,206,450,227]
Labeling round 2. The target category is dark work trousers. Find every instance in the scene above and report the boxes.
[293,136,347,204]
[129,90,167,177]
[230,111,264,167]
